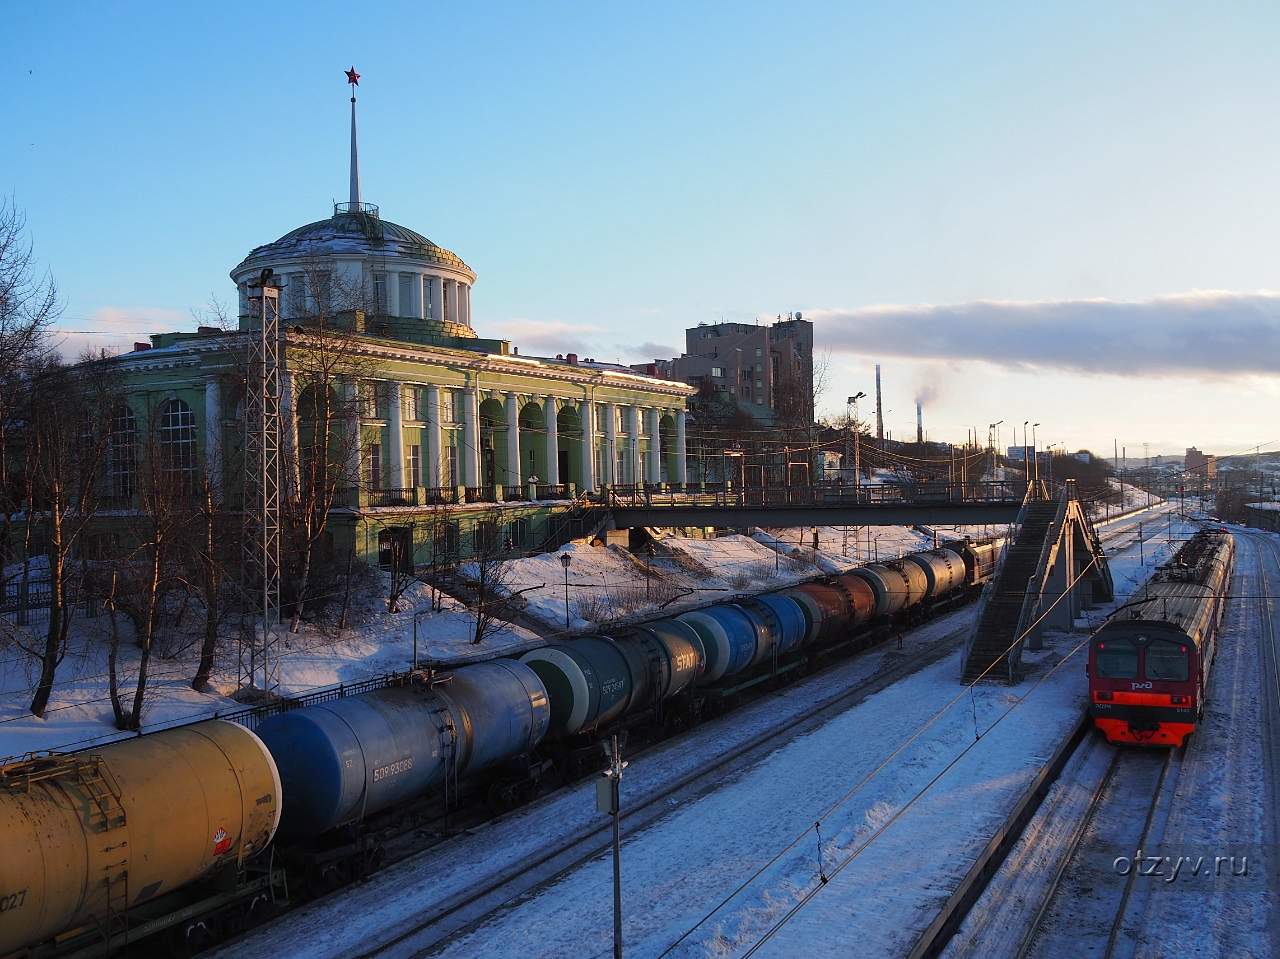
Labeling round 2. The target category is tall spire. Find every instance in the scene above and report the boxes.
[345,66,361,206]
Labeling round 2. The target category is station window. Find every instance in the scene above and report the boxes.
[1095,637,1138,679]
[711,366,724,378]
[407,445,421,487]
[1144,639,1189,682]
[401,386,420,421]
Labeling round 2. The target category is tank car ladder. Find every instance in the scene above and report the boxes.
[1,754,132,949]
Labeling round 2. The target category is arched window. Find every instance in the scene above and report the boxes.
[107,405,137,502]
[158,398,196,487]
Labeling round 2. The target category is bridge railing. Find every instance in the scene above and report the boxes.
[602,480,1027,509]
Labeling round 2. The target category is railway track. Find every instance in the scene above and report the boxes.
[345,622,972,959]
[1247,532,1280,957]
[1013,747,1178,959]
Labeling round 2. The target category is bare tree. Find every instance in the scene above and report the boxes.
[467,513,514,645]
[105,403,195,729]
[188,472,234,690]
[0,198,58,593]
[22,356,119,716]
[283,263,373,631]
[421,503,457,613]
[385,526,417,614]
[0,197,57,383]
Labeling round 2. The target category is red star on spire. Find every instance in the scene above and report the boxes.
[345,66,360,86]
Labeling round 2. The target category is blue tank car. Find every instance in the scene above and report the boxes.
[257,660,550,838]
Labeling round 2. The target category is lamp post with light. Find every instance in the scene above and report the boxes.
[1032,423,1041,485]
[848,392,866,495]
[559,552,572,631]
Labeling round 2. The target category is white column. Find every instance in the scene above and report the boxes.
[545,396,559,486]
[580,398,596,491]
[675,407,688,484]
[204,378,221,499]
[387,381,404,487]
[429,276,443,324]
[344,378,362,494]
[462,386,480,486]
[386,272,400,318]
[425,385,442,487]
[444,279,456,324]
[415,274,426,319]
[463,283,472,326]
[505,391,521,487]
[281,372,300,498]
[628,405,641,485]
[646,407,661,483]
[604,402,618,486]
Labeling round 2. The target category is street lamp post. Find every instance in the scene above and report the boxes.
[596,734,628,959]
[848,392,866,496]
[1023,420,1031,490]
[559,552,572,631]
[988,420,1004,486]
[1032,423,1040,485]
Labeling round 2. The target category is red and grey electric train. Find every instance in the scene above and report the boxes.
[1087,529,1234,747]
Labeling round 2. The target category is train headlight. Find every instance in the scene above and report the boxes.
[1095,690,1113,701]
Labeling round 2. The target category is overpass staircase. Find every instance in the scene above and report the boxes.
[962,480,1113,684]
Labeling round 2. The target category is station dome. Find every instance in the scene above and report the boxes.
[229,69,477,341]
[231,205,474,279]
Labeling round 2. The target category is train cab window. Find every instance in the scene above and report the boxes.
[1144,639,1189,682]
[1096,637,1138,679]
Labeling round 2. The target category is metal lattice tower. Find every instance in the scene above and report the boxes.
[240,271,283,693]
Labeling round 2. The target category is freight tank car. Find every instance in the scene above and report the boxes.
[0,720,281,957]
[1087,529,1234,747]
[256,660,549,839]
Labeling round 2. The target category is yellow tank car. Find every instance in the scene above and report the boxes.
[0,719,281,956]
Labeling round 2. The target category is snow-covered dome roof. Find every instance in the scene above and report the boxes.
[230,204,474,280]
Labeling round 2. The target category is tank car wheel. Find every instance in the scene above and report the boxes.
[170,918,215,957]
[487,779,520,814]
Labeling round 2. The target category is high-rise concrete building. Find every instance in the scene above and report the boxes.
[631,316,814,425]
[1185,447,1216,490]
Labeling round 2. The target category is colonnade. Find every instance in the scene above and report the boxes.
[204,375,688,499]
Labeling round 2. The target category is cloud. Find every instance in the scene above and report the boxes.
[53,306,188,361]
[488,318,606,355]
[807,290,1280,378]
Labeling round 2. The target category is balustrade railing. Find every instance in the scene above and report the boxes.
[368,487,418,507]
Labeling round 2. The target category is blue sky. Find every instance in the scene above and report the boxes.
[4,1,1279,455]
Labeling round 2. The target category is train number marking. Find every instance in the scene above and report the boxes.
[1131,682,1153,690]
[0,890,27,913]
[373,757,414,783]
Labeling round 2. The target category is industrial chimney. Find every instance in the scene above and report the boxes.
[875,364,884,441]
[916,402,924,445]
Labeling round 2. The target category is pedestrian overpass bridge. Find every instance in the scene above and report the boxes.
[599,481,1025,528]
[593,478,1115,688]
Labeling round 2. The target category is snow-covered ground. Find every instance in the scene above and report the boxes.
[947,525,1279,959]
[211,505,1183,959]
[0,575,540,756]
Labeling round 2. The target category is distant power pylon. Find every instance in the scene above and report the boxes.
[240,268,283,694]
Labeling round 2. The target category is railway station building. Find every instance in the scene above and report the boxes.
[99,83,693,567]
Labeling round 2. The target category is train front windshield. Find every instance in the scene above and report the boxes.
[1144,639,1190,681]
[1096,637,1138,679]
